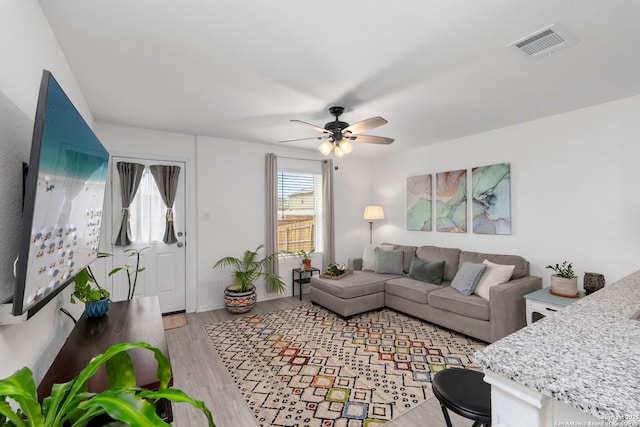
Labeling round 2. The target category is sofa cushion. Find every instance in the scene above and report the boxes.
[450,262,487,296]
[460,251,529,280]
[475,259,516,301]
[362,244,394,271]
[415,246,461,282]
[428,286,490,321]
[383,243,418,273]
[407,257,445,285]
[375,249,404,274]
[362,244,377,271]
[310,270,398,299]
[385,277,442,304]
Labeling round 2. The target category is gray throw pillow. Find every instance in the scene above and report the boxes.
[407,257,445,285]
[375,249,404,274]
[450,262,487,296]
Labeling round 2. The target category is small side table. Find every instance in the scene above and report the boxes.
[524,287,586,325]
[292,267,320,301]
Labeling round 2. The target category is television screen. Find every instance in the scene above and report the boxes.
[13,70,109,317]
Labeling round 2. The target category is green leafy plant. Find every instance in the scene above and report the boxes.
[283,248,315,259]
[70,252,114,304]
[108,247,148,300]
[69,267,109,304]
[325,263,346,277]
[213,245,285,293]
[0,342,215,427]
[546,261,577,279]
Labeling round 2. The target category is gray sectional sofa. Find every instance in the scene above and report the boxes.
[310,244,542,343]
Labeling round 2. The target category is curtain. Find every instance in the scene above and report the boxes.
[114,162,145,246]
[265,153,279,286]
[150,164,181,244]
[322,159,335,271]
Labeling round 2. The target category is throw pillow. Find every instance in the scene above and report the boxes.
[450,262,487,296]
[407,257,445,285]
[362,244,393,271]
[474,260,516,301]
[362,244,377,271]
[375,249,404,274]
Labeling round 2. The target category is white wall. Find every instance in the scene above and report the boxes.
[94,125,375,314]
[195,136,372,311]
[369,95,640,288]
[0,0,93,382]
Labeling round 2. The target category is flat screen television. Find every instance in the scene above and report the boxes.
[13,70,109,317]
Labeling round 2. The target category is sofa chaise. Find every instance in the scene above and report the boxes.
[310,244,542,343]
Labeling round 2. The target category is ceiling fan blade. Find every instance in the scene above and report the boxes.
[342,116,387,134]
[348,134,394,145]
[291,119,330,134]
[279,135,329,143]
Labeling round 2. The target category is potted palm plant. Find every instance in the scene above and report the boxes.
[546,261,578,297]
[0,342,215,426]
[213,245,285,313]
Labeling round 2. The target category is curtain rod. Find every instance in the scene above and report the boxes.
[276,155,323,162]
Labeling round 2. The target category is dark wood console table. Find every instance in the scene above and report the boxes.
[38,296,172,402]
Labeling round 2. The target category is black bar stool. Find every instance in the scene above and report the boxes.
[432,368,491,427]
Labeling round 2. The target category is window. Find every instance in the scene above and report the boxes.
[277,168,324,253]
[128,168,167,243]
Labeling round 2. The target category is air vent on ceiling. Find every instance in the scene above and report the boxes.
[509,24,577,60]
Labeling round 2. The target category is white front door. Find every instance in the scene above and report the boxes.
[110,156,186,313]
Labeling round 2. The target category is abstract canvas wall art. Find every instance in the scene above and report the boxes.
[407,174,432,231]
[472,163,511,235]
[436,169,467,232]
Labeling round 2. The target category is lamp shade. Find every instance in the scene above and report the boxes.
[363,205,385,222]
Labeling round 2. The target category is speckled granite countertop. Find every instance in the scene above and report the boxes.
[475,269,640,421]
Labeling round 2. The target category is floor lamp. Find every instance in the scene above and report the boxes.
[363,205,385,244]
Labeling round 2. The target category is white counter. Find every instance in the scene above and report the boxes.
[475,269,640,426]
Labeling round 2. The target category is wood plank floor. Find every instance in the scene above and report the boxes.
[165,295,472,427]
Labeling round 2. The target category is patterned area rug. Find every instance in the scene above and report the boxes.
[205,304,485,427]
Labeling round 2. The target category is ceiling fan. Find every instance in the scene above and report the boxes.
[280,106,394,157]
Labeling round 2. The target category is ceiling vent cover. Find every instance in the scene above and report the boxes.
[509,24,577,60]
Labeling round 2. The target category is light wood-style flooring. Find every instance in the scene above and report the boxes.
[165,295,471,427]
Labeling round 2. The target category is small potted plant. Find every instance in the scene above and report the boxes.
[213,245,285,313]
[283,248,315,270]
[326,263,346,277]
[546,261,578,297]
[70,265,111,317]
[320,263,352,280]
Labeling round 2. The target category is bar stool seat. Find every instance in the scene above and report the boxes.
[432,368,491,427]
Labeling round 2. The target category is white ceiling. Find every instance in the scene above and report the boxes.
[39,0,640,157]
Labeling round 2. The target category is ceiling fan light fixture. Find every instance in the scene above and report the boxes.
[287,106,393,157]
[319,140,334,156]
[339,140,353,154]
